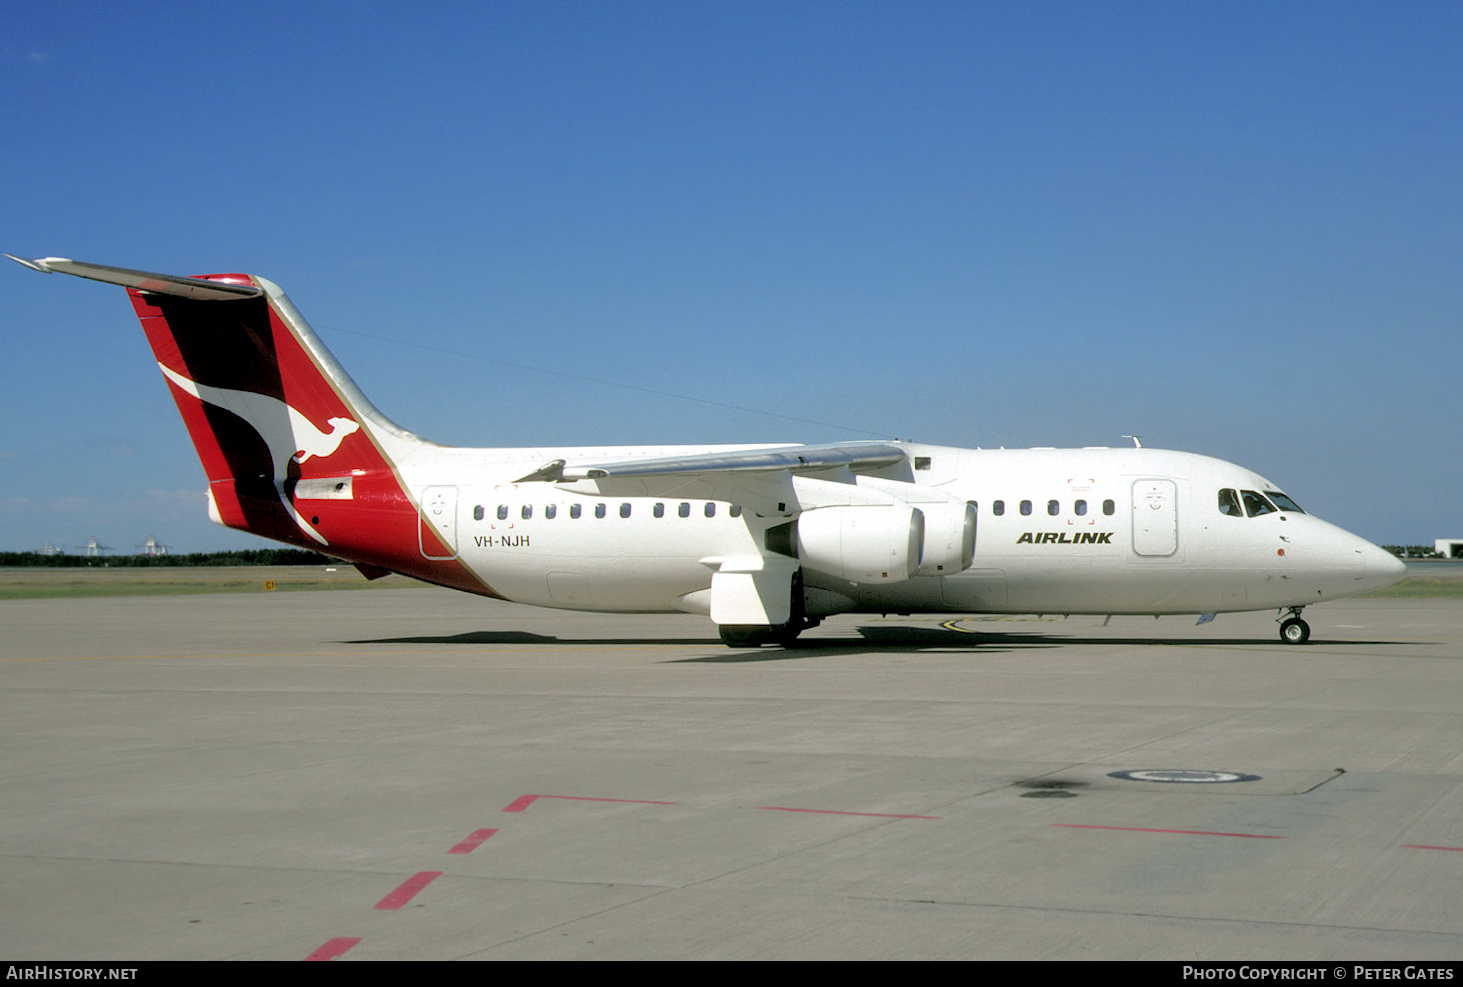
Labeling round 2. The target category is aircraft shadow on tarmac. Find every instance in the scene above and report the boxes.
[343,631,713,646]
[343,626,1032,653]
[675,628,1407,662]
[342,624,1409,658]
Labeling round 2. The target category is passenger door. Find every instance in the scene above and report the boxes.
[419,486,459,560]
[1131,479,1178,557]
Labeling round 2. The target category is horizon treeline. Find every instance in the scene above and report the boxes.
[0,549,338,567]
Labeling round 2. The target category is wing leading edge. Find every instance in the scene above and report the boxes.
[561,441,907,480]
[524,441,918,523]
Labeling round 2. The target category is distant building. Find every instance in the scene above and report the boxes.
[1436,539,1463,559]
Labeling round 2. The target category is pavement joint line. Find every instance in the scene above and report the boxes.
[755,806,942,819]
[502,793,678,813]
[1052,823,1283,839]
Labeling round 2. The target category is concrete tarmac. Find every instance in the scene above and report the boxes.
[2,588,1461,960]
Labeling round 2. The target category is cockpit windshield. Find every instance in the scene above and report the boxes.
[1240,490,1276,517]
[1220,487,1304,518]
[1265,491,1304,514]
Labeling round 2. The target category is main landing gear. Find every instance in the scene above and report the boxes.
[1278,607,1310,645]
[718,617,819,649]
[717,570,820,648]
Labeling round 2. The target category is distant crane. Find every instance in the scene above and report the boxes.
[136,534,169,557]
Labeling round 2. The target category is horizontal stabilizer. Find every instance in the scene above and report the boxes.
[5,254,261,300]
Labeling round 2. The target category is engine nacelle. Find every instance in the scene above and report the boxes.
[795,505,924,584]
[916,500,977,576]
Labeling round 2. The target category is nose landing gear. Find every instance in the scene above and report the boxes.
[1278,607,1310,645]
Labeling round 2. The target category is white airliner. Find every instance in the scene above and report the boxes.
[9,254,1407,646]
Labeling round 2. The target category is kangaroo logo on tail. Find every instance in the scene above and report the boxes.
[294,417,360,463]
[157,363,361,545]
[158,363,360,474]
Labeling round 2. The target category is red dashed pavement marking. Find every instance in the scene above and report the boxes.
[374,871,444,910]
[304,937,361,961]
[757,806,941,819]
[448,828,498,854]
[502,794,676,813]
[309,798,1454,960]
[1052,823,1282,839]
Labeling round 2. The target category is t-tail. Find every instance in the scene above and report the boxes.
[8,255,498,597]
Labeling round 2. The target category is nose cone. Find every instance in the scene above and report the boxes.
[1357,540,1408,593]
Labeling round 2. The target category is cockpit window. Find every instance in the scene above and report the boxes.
[1241,490,1276,518]
[1265,491,1304,514]
[1217,489,1243,517]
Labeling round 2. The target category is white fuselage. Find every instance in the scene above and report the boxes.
[400,443,1404,619]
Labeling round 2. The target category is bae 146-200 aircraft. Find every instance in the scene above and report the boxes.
[9,254,1407,647]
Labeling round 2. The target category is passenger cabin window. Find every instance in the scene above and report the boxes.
[730,505,742,518]
[545,504,556,519]
[1020,500,1033,516]
[595,503,607,519]
[473,505,484,521]
[992,500,1005,516]
[1103,499,1115,515]
[678,502,690,518]
[1266,491,1305,514]
[1047,500,1059,516]
[1241,490,1276,518]
[521,505,532,520]
[704,503,716,518]
[1074,500,1087,516]
[620,503,631,518]
[570,503,582,519]
[654,503,665,518]
[1218,489,1243,517]
[496,505,508,521]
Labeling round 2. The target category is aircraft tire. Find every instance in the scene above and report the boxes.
[719,625,772,648]
[1279,617,1310,645]
[718,619,811,649]
[772,621,809,648]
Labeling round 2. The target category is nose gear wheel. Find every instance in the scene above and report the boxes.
[1278,607,1310,645]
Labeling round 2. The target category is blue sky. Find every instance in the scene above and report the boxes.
[3,1,1458,552]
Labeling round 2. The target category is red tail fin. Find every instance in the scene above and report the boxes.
[11,256,497,596]
[127,272,382,547]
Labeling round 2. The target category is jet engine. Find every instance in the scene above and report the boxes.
[795,504,924,583]
[915,500,977,576]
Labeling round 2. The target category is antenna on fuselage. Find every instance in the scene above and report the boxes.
[1122,435,1143,448]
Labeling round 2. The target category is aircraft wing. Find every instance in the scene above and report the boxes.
[560,441,907,480]
[523,441,913,517]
